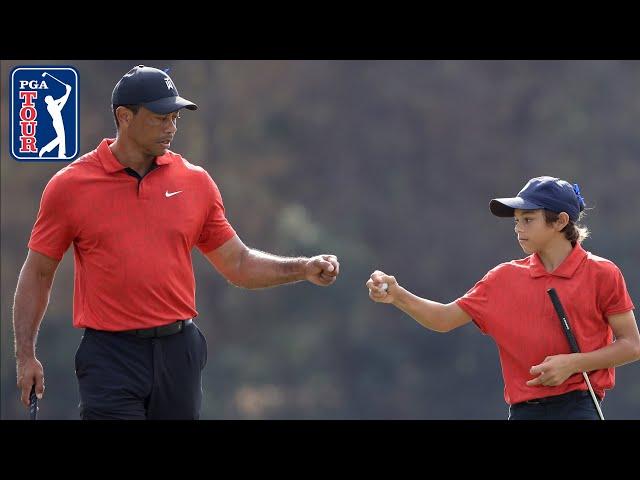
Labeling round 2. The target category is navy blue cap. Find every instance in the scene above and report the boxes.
[490,176,586,222]
[111,65,198,114]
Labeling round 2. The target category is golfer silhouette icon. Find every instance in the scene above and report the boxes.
[39,78,72,158]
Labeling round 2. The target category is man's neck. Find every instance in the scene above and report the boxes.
[109,137,156,177]
[537,238,574,273]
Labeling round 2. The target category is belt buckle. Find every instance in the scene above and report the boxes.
[157,320,183,337]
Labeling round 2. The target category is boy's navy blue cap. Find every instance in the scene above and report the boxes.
[111,65,198,114]
[490,176,586,222]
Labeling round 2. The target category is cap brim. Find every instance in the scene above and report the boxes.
[489,197,544,217]
[142,96,198,114]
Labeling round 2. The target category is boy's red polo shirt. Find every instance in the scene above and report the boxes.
[456,243,634,405]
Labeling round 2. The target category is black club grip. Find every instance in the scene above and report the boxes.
[547,288,581,354]
[29,385,38,420]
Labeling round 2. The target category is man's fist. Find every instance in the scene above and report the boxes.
[305,254,340,286]
[16,356,44,408]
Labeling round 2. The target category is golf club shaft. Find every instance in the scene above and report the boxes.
[43,72,67,87]
[547,288,604,420]
[582,372,605,420]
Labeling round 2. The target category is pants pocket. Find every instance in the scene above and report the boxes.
[195,325,208,369]
[74,332,89,377]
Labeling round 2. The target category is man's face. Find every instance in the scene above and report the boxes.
[122,106,180,157]
[513,209,558,254]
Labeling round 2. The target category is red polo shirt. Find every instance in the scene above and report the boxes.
[456,243,634,405]
[28,138,236,331]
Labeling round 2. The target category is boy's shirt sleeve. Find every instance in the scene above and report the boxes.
[599,263,635,317]
[455,268,499,335]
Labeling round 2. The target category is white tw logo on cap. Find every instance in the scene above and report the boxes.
[164,77,175,90]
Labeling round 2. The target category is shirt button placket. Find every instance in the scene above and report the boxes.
[138,179,149,200]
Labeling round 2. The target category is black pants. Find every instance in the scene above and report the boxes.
[508,390,603,420]
[75,321,208,420]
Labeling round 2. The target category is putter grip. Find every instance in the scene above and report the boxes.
[547,288,581,353]
[29,385,38,420]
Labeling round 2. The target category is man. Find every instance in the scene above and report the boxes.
[13,65,340,420]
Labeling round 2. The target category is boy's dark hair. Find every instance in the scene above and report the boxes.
[112,104,140,129]
[544,210,590,246]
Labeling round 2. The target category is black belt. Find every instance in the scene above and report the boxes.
[123,319,193,338]
[516,389,596,406]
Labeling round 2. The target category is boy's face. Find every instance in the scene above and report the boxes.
[513,209,557,254]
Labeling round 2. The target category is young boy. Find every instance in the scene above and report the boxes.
[367,176,640,419]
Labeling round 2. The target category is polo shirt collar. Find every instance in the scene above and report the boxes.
[97,138,174,173]
[529,242,588,278]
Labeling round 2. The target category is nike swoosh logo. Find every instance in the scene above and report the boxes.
[165,190,183,197]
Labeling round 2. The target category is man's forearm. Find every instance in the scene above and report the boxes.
[392,287,450,332]
[13,272,53,359]
[235,248,308,289]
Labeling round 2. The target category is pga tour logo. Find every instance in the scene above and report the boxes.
[11,66,79,161]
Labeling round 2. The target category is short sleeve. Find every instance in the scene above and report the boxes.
[455,269,498,335]
[196,171,236,254]
[598,263,635,317]
[28,172,76,261]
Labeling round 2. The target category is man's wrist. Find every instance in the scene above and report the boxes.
[15,340,36,360]
[291,257,309,282]
[16,350,36,362]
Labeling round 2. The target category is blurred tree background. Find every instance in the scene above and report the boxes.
[1,60,638,419]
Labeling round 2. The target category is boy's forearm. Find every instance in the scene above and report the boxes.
[572,339,640,373]
[392,287,449,332]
